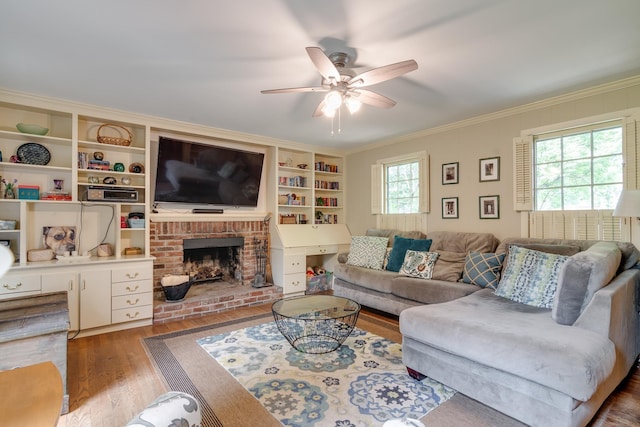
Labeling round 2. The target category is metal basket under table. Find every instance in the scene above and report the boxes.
[271,295,361,354]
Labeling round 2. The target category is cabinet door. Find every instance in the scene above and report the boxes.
[43,271,79,332]
[80,269,111,330]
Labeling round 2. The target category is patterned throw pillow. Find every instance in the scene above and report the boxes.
[346,236,389,270]
[399,250,439,279]
[386,236,433,272]
[462,252,506,290]
[495,245,569,308]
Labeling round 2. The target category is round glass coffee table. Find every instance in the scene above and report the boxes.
[271,295,361,354]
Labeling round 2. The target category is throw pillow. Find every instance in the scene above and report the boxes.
[386,236,433,272]
[462,252,506,290]
[346,236,389,270]
[495,245,569,309]
[399,250,439,279]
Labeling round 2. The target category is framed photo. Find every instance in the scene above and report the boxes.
[479,157,500,182]
[42,226,76,256]
[479,195,500,219]
[442,162,459,185]
[442,197,459,219]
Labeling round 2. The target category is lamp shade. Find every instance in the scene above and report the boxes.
[0,244,14,278]
[613,189,640,217]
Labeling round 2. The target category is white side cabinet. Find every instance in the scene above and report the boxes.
[0,259,154,337]
[80,269,112,330]
[271,250,306,295]
[43,271,80,331]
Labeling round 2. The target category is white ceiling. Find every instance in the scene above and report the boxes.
[2,0,640,150]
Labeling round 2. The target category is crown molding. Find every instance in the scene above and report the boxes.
[345,74,640,155]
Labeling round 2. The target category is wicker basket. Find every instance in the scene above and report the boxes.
[97,123,132,146]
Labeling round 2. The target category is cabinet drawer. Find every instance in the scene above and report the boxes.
[111,263,152,283]
[283,254,306,274]
[0,274,41,298]
[282,273,306,293]
[112,304,153,324]
[112,279,152,296]
[112,292,153,310]
[305,245,339,256]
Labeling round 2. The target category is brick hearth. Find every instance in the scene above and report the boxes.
[150,220,283,323]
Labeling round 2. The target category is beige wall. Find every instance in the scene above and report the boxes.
[345,77,640,240]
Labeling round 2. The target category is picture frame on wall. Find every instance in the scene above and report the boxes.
[479,157,500,182]
[479,195,500,219]
[442,162,459,185]
[442,197,459,219]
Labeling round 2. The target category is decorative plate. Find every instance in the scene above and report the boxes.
[129,162,145,173]
[17,143,51,165]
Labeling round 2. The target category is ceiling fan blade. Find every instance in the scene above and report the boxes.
[306,47,341,83]
[352,89,397,108]
[348,59,418,88]
[312,100,326,117]
[261,86,328,94]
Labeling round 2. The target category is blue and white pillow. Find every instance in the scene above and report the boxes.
[399,250,439,279]
[462,251,505,290]
[495,245,569,308]
[346,236,389,270]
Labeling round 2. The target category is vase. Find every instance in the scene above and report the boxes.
[4,187,15,199]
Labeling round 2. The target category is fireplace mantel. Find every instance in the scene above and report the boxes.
[150,211,270,223]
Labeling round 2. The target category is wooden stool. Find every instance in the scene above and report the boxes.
[0,361,63,427]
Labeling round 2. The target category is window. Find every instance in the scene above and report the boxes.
[385,160,420,213]
[534,123,623,211]
[371,151,428,215]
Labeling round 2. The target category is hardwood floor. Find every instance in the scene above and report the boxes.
[57,303,640,426]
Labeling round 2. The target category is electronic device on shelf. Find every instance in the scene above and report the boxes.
[87,186,139,202]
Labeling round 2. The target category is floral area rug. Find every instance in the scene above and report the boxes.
[197,321,455,427]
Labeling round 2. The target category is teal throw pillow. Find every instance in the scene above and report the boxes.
[385,236,432,272]
[495,245,569,308]
[462,252,506,290]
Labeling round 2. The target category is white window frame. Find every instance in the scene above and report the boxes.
[371,151,429,215]
[514,108,640,240]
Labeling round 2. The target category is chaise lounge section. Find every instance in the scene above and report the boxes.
[400,238,640,427]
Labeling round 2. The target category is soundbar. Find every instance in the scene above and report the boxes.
[192,208,224,214]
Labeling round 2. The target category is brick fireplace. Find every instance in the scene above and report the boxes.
[150,219,282,323]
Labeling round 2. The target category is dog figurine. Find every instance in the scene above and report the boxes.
[43,226,76,256]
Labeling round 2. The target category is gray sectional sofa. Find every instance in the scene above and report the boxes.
[333,229,500,315]
[333,229,640,427]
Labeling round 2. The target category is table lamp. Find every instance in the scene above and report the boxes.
[613,189,640,219]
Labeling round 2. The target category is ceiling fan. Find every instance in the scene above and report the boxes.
[261,47,418,118]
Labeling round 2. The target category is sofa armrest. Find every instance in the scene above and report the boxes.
[126,391,201,427]
[574,268,640,369]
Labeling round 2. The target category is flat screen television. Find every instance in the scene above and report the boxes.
[153,136,265,207]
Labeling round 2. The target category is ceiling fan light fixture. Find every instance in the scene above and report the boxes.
[345,96,361,114]
[324,90,343,110]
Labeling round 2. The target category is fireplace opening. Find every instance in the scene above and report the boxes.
[183,237,244,284]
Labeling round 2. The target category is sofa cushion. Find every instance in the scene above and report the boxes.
[495,246,569,308]
[399,250,439,279]
[386,236,433,272]
[462,252,505,290]
[391,276,479,304]
[431,250,466,281]
[334,263,399,293]
[346,235,389,269]
[552,242,621,325]
[428,230,500,253]
[399,289,616,401]
[497,237,639,273]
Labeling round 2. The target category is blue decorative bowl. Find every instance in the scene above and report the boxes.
[16,123,49,135]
